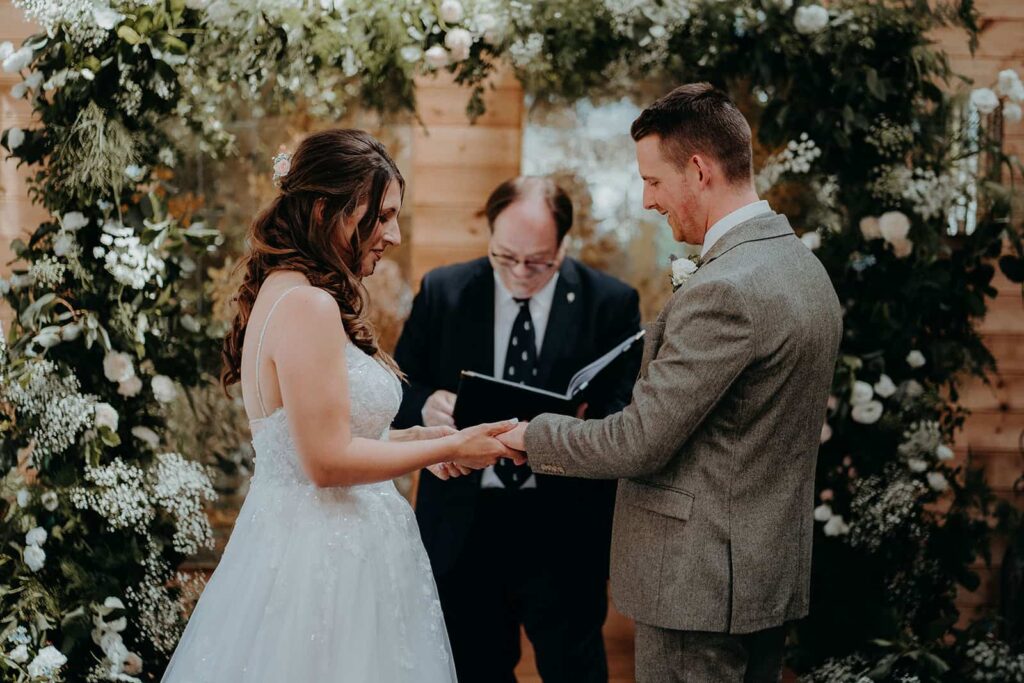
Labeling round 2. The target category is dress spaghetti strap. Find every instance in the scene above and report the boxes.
[254,286,303,418]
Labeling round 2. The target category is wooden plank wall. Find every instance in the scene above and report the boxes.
[932,0,1024,623]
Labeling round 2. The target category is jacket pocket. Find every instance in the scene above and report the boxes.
[618,478,694,521]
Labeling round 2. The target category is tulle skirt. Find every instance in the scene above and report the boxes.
[162,477,457,683]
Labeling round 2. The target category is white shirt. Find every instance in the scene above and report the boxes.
[700,200,772,259]
[481,271,560,489]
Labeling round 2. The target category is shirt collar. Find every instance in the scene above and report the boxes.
[493,270,560,312]
[700,199,772,259]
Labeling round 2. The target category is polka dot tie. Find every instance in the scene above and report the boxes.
[496,297,536,488]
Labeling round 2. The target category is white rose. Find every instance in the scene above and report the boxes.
[41,491,58,511]
[936,444,954,461]
[24,544,45,572]
[926,471,949,492]
[439,0,464,24]
[1010,81,1024,104]
[8,644,29,663]
[444,28,473,62]
[901,379,924,398]
[123,651,143,675]
[997,69,1022,98]
[3,46,33,73]
[671,257,698,287]
[399,45,422,63]
[181,314,201,333]
[850,380,874,406]
[794,5,829,34]
[61,211,89,231]
[94,402,119,432]
[906,350,926,368]
[16,488,30,507]
[117,375,143,397]
[823,514,849,536]
[0,42,12,61]
[424,45,449,69]
[801,230,822,250]
[873,374,897,398]
[475,13,499,44]
[103,351,135,383]
[6,126,25,150]
[26,645,66,678]
[851,400,883,424]
[53,232,75,257]
[813,503,832,522]
[103,596,126,610]
[889,237,914,259]
[907,458,928,473]
[859,216,882,240]
[151,375,178,404]
[92,5,123,30]
[131,426,160,448]
[820,421,832,444]
[770,0,794,10]
[25,527,47,547]
[1004,103,1023,125]
[878,211,911,243]
[970,87,1000,115]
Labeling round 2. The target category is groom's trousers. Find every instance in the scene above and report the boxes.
[634,622,786,683]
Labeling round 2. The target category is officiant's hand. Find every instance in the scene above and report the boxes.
[496,421,528,452]
[422,390,457,427]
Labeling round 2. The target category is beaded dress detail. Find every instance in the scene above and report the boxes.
[162,287,456,682]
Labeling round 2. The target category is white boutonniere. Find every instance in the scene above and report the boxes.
[669,254,699,291]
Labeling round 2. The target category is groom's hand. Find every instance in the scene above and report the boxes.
[496,421,528,454]
[422,390,456,427]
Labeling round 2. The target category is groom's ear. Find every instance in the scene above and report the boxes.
[690,154,712,187]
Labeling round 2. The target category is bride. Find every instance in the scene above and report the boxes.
[162,128,521,682]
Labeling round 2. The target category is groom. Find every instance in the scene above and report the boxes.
[500,83,842,682]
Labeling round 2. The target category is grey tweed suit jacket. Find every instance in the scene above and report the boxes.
[523,213,842,635]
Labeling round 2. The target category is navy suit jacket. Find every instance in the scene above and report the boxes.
[393,257,642,578]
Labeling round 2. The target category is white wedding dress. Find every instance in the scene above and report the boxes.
[162,287,457,682]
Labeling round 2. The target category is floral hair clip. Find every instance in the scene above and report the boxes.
[272,149,292,187]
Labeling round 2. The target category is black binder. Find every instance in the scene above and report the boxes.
[452,329,645,428]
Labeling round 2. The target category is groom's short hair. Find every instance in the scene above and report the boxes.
[631,83,753,186]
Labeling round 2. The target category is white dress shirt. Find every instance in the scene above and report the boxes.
[700,200,773,260]
[481,271,560,489]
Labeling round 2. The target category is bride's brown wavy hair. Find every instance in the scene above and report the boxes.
[221,128,405,391]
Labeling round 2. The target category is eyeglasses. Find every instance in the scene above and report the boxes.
[489,250,558,274]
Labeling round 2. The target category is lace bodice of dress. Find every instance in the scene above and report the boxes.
[249,342,402,488]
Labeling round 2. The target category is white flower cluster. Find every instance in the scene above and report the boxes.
[27,254,67,289]
[124,551,186,654]
[508,32,545,67]
[865,116,914,157]
[897,420,954,480]
[93,220,166,291]
[2,359,95,465]
[804,654,869,683]
[794,4,829,35]
[11,0,126,48]
[104,350,143,397]
[149,452,215,555]
[87,597,144,683]
[602,0,692,66]
[23,525,48,572]
[848,377,888,425]
[848,469,928,551]
[27,644,68,680]
[755,133,821,193]
[971,68,1024,124]
[965,638,1024,682]
[70,458,154,530]
[869,165,961,221]
[860,210,914,258]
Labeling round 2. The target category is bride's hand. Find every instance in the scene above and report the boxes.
[446,419,525,470]
[427,461,472,480]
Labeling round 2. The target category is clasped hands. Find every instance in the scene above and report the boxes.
[415,390,529,480]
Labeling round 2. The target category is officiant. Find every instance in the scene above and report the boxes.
[393,175,642,683]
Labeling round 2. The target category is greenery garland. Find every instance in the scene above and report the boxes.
[0,0,1022,681]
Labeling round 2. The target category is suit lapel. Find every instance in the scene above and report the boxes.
[458,261,496,376]
[535,259,582,390]
[699,213,794,267]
